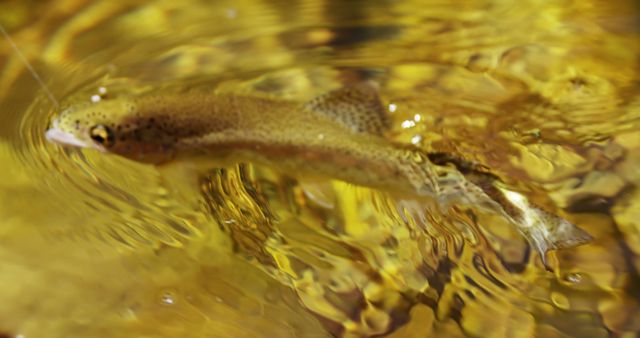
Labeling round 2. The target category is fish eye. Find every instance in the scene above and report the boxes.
[89,124,115,147]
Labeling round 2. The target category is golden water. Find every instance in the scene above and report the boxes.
[1,1,639,337]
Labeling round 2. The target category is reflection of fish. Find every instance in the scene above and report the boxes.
[45,83,591,265]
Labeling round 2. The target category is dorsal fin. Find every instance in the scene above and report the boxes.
[303,82,390,135]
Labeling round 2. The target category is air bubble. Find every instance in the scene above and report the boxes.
[401,120,416,129]
[160,292,176,305]
[564,272,583,284]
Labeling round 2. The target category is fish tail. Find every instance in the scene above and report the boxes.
[425,152,592,266]
[490,183,593,249]
[517,204,593,269]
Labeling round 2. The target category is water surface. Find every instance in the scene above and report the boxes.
[0,1,639,337]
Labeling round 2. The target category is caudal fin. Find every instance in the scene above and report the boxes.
[496,187,592,268]
[425,152,593,267]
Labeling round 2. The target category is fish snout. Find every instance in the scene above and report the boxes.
[45,126,90,148]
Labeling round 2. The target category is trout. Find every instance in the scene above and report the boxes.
[45,83,592,265]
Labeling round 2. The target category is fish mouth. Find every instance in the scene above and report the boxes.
[45,125,91,148]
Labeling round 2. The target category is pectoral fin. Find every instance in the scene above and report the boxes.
[303,82,390,135]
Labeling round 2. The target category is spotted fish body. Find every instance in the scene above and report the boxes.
[45,83,591,264]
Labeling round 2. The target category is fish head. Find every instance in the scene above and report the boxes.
[45,96,177,164]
